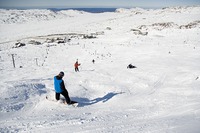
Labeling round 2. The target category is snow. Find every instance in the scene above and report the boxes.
[0,6,200,133]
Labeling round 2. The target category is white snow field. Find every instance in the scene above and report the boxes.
[0,6,200,133]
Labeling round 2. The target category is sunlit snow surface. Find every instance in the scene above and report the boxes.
[0,6,200,133]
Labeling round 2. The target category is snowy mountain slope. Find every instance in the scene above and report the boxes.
[0,6,200,133]
[0,9,88,24]
[1,6,200,45]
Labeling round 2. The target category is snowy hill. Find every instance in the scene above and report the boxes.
[0,9,88,24]
[0,6,200,133]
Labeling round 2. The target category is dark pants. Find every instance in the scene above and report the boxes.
[56,91,71,104]
[75,67,79,72]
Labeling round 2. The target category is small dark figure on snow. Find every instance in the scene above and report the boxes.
[74,60,81,72]
[92,59,95,64]
[127,64,137,69]
[54,71,71,104]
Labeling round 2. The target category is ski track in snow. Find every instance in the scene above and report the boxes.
[0,6,200,133]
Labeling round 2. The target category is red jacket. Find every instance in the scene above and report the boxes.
[74,62,80,68]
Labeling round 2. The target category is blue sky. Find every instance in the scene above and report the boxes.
[0,0,200,8]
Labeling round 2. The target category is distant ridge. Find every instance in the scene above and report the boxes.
[0,7,117,13]
[48,8,117,13]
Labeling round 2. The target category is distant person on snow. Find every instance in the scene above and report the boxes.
[74,60,81,72]
[54,71,71,104]
[127,64,137,69]
[92,59,95,64]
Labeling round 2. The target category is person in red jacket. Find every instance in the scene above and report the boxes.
[74,60,81,72]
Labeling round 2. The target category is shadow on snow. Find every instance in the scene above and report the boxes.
[71,92,124,107]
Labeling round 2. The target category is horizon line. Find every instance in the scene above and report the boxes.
[0,4,199,10]
[0,5,173,9]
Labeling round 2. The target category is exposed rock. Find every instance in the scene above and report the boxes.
[130,29,148,35]
[45,37,68,43]
[106,27,112,30]
[91,31,104,36]
[151,22,178,30]
[14,42,26,48]
[138,22,178,30]
[83,35,96,39]
[28,40,42,45]
[179,21,200,29]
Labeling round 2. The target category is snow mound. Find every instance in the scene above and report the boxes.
[59,9,89,16]
[0,82,46,113]
[115,7,146,14]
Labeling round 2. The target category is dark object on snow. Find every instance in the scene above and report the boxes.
[130,29,148,35]
[15,42,26,48]
[57,40,65,44]
[127,64,137,69]
[69,100,78,104]
[74,60,81,72]
[83,35,96,39]
[106,27,112,30]
[28,40,42,45]
[92,59,95,64]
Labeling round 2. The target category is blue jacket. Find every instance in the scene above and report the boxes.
[54,76,65,93]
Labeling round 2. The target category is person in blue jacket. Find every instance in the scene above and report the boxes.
[54,71,71,104]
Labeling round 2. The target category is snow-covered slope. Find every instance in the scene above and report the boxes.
[0,6,200,133]
[0,9,88,24]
